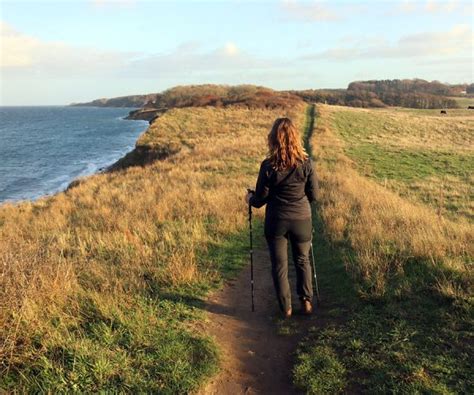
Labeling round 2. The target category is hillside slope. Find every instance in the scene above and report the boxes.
[0,99,306,391]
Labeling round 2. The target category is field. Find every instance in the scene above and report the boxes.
[293,104,473,394]
[0,102,305,392]
[331,106,474,222]
[1,97,472,393]
[454,96,474,109]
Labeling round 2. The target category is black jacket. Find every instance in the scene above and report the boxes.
[249,157,318,220]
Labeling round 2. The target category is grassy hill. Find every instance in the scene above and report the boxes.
[0,98,305,391]
[2,88,472,392]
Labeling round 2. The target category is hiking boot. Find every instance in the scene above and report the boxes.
[300,299,313,315]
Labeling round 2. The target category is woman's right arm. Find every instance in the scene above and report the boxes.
[305,159,319,203]
[249,160,270,208]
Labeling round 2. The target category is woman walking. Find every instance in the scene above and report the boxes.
[245,117,318,318]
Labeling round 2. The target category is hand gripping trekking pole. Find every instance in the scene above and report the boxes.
[247,189,255,312]
[310,229,321,307]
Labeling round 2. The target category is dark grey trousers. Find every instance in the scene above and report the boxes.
[264,216,313,312]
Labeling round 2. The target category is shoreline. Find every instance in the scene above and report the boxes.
[97,106,173,173]
[64,111,153,192]
[0,108,150,206]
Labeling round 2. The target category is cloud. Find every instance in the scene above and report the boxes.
[300,24,473,61]
[387,0,472,16]
[122,41,290,78]
[0,21,290,81]
[279,0,345,22]
[222,42,239,57]
[415,56,473,66]
[1,21,34,67]
[0,21,139,77]
[280,0,370,22]
[280,1,472,25]
[89,0,137,8]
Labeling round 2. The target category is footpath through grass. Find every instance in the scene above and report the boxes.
[292,104,473,394]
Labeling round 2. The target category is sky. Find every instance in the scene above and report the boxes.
[0,0,472,105]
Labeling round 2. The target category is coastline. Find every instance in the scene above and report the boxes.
[0,107,150,206]
[66,106,171,189]
[101,107,168,172]
[66,110,153,189]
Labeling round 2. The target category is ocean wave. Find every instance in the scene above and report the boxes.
[0,106,148,205]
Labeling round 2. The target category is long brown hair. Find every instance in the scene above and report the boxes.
[267,117,308,171]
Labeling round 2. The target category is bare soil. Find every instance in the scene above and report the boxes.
[197,247,327,395]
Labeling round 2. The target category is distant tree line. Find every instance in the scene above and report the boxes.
[347,79,464,96]
[289,79,466,109]
[72,79,471,110]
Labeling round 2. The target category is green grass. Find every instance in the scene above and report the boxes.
[204,218,265,284]
[346,144,473,182]
[2,299,217,394]
[331,108,474,221]
[296,298,473,394]
[2,294,218,393]
[292,103,474,395]
[453,96,474,109]
[293,343,346,394]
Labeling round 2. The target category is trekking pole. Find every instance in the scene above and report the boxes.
[310,229,321,307]
[247,189,255,312]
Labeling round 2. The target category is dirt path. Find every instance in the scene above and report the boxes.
[197,246,324,395]
[196,104,323,394]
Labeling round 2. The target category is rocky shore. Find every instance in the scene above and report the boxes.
[125,107,168,123]
[65,106,172,192]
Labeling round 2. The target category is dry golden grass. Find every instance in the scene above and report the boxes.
[0,103,306,380]
[311,104,473,297]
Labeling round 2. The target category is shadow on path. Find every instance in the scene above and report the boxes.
[196,248,333,395]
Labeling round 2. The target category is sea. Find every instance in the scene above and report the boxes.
[0,106,149,204]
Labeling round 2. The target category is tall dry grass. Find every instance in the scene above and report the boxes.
[0,103,306,377]
[311,104,473,297]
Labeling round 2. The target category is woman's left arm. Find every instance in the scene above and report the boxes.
[305,158,319,203]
